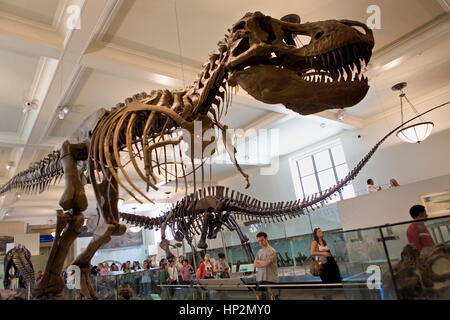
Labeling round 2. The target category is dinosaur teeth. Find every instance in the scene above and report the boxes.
[332,50,339,66]
[355,59,361,74]
[338,49,345,65]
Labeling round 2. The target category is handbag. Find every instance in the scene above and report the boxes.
[309,257,323,276]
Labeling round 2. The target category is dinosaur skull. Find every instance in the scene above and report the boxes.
[226,12,375,115]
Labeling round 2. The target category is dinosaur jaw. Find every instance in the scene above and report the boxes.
[229,63,369,115]
[228,41,371,115]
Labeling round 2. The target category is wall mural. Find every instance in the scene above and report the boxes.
[421,190,450,216]
[82,215,143,249]
[99,230,143,250]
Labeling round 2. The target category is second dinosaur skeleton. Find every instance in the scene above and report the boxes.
[119,102,449,262]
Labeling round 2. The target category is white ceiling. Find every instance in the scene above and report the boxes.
[0,0,448,223]
[0,0,62,26]
[0,48,41,132]
[103,0,445,63]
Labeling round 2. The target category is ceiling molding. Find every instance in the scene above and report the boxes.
[84,42,198,83]
[0,14,63,51]
[0,141,54,149]
[369,13,450,75]
[436,0,450,12]
[0,11,58,32]
[364,85,450,125]
[90,0,125,44]
[52,0,70,30]
[15,57,59,140]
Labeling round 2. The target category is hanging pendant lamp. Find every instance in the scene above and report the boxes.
[392,82,434,143]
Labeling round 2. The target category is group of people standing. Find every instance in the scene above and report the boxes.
[366,178,400,193]
[159,256,196,286]
[89,259,155,276]
[158,252,231,286]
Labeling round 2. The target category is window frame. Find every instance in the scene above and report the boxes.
[289,139,354,202]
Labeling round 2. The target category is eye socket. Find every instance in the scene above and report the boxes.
[232,37,250,57]
[315,31,324,40]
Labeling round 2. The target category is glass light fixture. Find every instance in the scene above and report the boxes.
[392,82,434,143]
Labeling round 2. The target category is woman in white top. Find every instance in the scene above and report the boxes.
[366,178,381,193]
[168,259,178,284]
[310,228,342,283]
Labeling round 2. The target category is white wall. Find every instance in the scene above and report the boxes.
[341,123,450,196]
[220,154,297,202]
[14,233,40,255]
[338,173,450,231]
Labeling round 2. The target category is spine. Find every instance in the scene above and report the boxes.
[0,150,63,196]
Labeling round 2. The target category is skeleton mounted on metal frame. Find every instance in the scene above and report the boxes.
[0,12,377,299]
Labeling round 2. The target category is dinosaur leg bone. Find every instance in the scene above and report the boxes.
[228,215,255,262]
[197,210,215,249]
[58,141,88,211]
[71,223,119,300]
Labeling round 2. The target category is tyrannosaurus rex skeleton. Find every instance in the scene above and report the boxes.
[0,12,375,299]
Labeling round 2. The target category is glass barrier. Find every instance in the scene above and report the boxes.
[379,215,450,300]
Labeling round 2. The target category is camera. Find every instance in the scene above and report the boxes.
[22,99,39,113]
[357,134,361,138]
